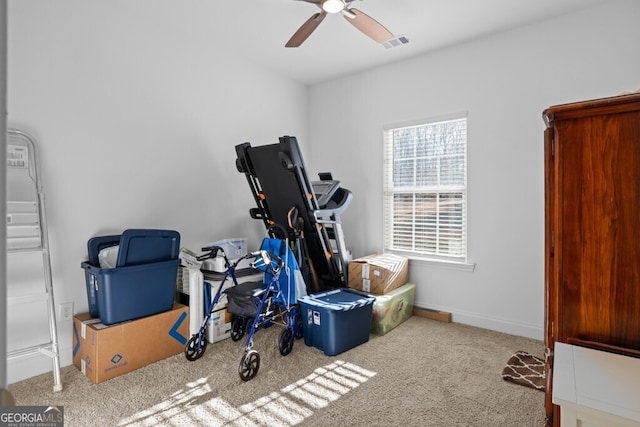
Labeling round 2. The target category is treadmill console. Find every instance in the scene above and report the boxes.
[312,179,341,208]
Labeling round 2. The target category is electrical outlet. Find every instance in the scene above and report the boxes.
[59,302,74,321]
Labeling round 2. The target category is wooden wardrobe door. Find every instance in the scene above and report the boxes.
[558,111,640,350]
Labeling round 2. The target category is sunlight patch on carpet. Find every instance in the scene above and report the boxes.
[118,360,377,426]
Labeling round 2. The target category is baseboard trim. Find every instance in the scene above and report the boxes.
[412,304,543,341]
[413,306,452,323]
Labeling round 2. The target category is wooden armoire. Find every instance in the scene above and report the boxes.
[543,93,640,426]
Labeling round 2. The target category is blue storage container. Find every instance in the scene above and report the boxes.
[87,235,120,267]
[82,229,180,325]
[298,288,375,356]
[85,235,120,317]
[81,259,179,325]
[116,229,180,267]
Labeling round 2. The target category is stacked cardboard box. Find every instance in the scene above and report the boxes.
[347,254,414,335]
[347,253,409,294]
[73,304,189,384]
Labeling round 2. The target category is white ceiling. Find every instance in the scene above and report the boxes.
[216,0,608,85]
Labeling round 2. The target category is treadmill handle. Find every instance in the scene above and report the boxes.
[249,208,265,219]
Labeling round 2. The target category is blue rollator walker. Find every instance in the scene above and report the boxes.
[184,237,305,382]
[184,244,255,362]
[228,237,306,381]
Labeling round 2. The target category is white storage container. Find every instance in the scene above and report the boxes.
[207,237,247,261]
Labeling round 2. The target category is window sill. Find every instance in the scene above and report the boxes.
[406,256,476,272]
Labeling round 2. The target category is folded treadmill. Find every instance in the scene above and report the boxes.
[235,136,352,291]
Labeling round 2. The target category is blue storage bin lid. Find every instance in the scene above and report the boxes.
[116,229,180,267]
[298,288,375,311]
[87,234,121,267]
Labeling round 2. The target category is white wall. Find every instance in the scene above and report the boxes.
[306,1,640,340]
[7,0,640,384]
[6,0,308,383]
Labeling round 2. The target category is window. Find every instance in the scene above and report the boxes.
[383,116,468,263]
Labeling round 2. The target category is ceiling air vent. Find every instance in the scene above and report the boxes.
[383,35,409,49]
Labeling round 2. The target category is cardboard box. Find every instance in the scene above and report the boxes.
[207,307,232,343]
[361,282,416,335]
[347,254,409,295]
[202,280,233,343]
[72,303,189,384]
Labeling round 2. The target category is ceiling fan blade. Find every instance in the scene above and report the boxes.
[344,8,393,44]
[285,12,326,48]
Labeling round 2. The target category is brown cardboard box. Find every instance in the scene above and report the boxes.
[72,303,189,384]
[206,307,232,343]
[347,254,409,295]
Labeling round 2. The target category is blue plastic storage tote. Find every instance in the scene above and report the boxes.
[116,229,180,267]
[298,288,375,356]
[85,235,121,317]
[81,259,179,325]
[82,229,180,324]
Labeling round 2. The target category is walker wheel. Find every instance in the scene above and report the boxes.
[239,350,260,381]
[231,317,245,341]
[185,334,207,361]
[278,328,294,356]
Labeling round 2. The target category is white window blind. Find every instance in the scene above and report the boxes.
[383,117,468,262]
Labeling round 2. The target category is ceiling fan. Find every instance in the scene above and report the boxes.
[286,0,395,48]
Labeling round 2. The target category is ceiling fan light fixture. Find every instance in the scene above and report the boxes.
[321,0,345,14]
[286,0,397,48]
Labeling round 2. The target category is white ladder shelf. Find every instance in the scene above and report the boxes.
[6,129,62,392]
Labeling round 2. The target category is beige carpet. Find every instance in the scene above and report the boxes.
[8,316,546,426]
